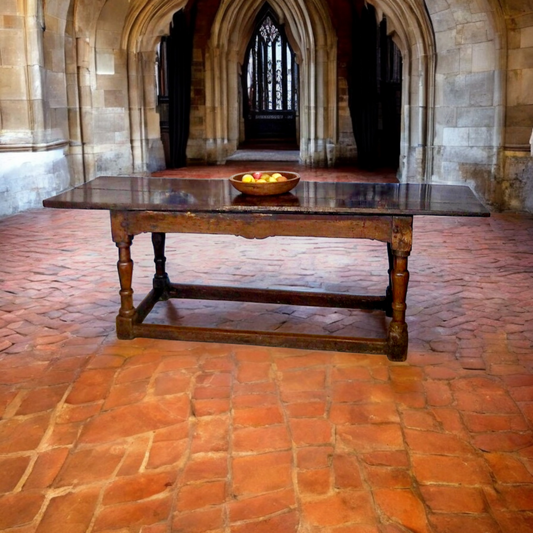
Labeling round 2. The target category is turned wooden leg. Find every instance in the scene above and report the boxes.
[152,232,170,300]
[386,251,410,361]
[116,236,136,339]
[385,242,393,317]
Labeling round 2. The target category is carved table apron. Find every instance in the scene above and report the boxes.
[43,177,490,362]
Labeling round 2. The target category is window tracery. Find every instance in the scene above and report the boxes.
[245,10,297,113]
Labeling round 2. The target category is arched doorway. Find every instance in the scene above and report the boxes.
[205,0,337,166]
[349,6,402,170]
[241,4,298,149]
[156,9,195,169]
[378,16,402,168]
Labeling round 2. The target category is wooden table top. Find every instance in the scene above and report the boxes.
[43,176,490,217]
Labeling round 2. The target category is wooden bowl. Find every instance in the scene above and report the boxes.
[229,171,300,196]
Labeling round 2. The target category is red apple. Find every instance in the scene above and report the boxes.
[253,172,262,180]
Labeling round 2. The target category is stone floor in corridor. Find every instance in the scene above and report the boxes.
[1,163,533,533]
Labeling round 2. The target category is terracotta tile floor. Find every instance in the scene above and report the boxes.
[1,164,533,532]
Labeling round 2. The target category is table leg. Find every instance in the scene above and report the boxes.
[116,236,136,339]
[385,243,393,317]
[386,251,409,361]
[152,232,170,300]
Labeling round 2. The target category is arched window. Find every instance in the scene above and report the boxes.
[245,12,297,112]
[242,4,298,145]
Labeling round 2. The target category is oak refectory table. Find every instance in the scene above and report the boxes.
[43,177,489,361]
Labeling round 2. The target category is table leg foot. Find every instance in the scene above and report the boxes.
[116,316,135,340]
[386,322,408,361]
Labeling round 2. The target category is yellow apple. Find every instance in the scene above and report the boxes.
[242,175,254,183]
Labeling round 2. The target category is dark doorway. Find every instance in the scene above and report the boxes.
[157,9,196,169]
[378,17,402,168]
[349,6,402,170]
[241,4,299,149]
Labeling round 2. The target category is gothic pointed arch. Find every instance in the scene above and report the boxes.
[241,2,298,146]
[205,0,338,166]
[359,0,437,179]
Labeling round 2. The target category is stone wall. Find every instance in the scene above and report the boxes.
[500,1,533,211]
[0,0,72,218]
[426,0,500,203]
[0,149,70,217]
[499,153,533,211]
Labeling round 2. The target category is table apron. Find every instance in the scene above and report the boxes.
[110,211,413,252]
